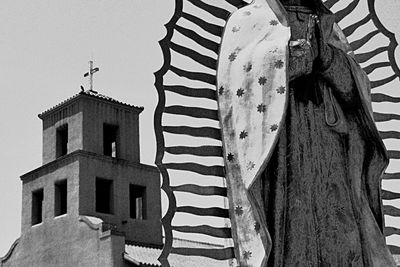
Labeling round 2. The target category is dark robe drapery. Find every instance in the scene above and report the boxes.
[249,2,396,266]
[217,0,395,264]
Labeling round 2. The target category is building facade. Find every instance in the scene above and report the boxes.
[1,91,162,266]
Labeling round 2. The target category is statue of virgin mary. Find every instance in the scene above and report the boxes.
[217,0,396,265]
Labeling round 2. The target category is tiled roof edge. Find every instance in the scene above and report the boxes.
[38,90,144,119]
[125,240,164,249]
[124,252,160,267]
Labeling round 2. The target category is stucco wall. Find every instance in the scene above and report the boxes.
[21,151,161,247]
[41,100,83,165]
[81,97,140,163]
[2,216,127,267]
[4,152,147,266]
[78,153,162,246]
[21,159,80,234]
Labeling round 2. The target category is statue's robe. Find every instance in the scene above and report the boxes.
[216,0,396,266]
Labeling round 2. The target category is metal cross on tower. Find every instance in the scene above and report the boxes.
[83,60,99,91]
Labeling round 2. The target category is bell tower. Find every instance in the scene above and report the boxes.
[40,90,142,164]
[8,89,162,266]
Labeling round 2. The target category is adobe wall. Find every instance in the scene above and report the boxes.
[20,159,80,233]
[78,153,162,246]
[41,101,83,165]
[82,97,141,163]
[1,216,126,267]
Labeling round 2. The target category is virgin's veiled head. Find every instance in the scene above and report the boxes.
[278,0,331,14]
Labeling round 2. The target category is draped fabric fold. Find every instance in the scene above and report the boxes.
[216,0,394,265]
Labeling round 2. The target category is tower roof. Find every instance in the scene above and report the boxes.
[38,90,144,119]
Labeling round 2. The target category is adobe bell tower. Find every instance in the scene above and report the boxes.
[4,89,162,266]
[40,89,141,164]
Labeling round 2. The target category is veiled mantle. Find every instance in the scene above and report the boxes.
[216,0,393,266]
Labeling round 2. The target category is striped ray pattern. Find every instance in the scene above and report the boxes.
[323,0,400,255]
[155,0,400,265]
[154,0,249,265]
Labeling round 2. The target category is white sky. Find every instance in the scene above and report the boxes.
[0,0,399,257]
